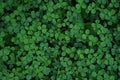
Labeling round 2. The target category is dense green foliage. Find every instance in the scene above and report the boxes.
[0,0,120,80]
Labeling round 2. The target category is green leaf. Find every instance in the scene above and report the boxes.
[88,5,92,11]
[81,72,86,77]
[66,48,71,54]
[104,73,109,78]
[91,2,96,7]
[2,55,8,61]
[5,16,10,21]
[85,0,89,3]
[76,61,81,66]
[91,72,97,77]
[17,5,23,11]
[23,38,28,44]
[90,65,95,69]
[108,21,112,25]
[89,49,94,53]
[61,61,67,67]
[77,50,82,54]
[97,76,103,80]
[84,49,89,54]
[26,75,32,80]
[100,13,105,20]
[117,26,120,32]
[85,29,90,34]
[82,3,86,9]
[109,9,116,16]
[114,3,119,8]
[31,11,36,18]
[88,35,94,41]
[65,36,70,41]
[109,76,115,80]
[24,45,29,51]
[27,17,32,22]
[62,52,66,57]
[91,9,96,14]
[98,69,105,75]
[82,34,87,39]
[80,54,84,59]
[102,0,107,4]
[88,54,92,58]
[42,67,50,75]
[67,60,72,65]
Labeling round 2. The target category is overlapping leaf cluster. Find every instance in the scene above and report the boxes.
[0,0,120,80]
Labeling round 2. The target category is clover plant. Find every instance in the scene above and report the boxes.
[0,0,120,80]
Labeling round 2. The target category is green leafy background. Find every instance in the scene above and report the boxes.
[0,0,120,80]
